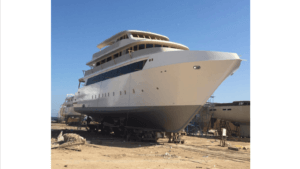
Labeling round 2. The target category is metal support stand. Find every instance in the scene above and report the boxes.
[220,128,227,147]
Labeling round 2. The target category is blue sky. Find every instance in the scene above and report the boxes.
[51,0,250,116]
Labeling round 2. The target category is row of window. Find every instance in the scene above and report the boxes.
[90,88,146,99]
[132,34,166,41]
[96,43,178,67]
[209,108,232,111]
[116,34,129,42]
[87,60,147,86]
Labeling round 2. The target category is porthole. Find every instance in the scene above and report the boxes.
[193,65,201,70]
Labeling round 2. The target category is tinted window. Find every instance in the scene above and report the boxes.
[163,45,169,47]
[107,57,112,62]
[86,60,147,86]
[120,37,123,40]
[101,59,106,64]
[114,54,118,59]
[139,44,145,50]
[155,44,162,47]
[119,52,122,56]
[125,34,128,39]
[114,53,118,58]
[132,34,138,37]
[146,44,153,48]
[96,62,100,66]
[139,35,144,38]
[133,45,138,51]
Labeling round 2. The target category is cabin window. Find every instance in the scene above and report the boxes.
[124,90,126,95]
[116,38,120,42]
[133,89,135,93]
[113,92,115,96]
[119,52,122,57]
[222,109,226,111]
[138,35,144,38]
[132,34,138,37]
[139,44,145,50]
[101,59,106,64]
[120,91,122,95]
[133,45,138,51]
[120,37,123,40]
[125,34,128,39]
[146,44,153,48]
[145,35,150,39]
[114,53,118,59]
[113,54,118,59]
[227,109,231,111]
[96,62,100,66]
[107,57,112,62]
[86,60,147,86]
[155,44,162,47]
[163,45,169,47]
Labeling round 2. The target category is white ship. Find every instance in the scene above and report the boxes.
[73,30,242,133]
[59,94,81,124]
[211,101,250,137]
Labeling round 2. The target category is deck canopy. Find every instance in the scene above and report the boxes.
[97,30,170,49]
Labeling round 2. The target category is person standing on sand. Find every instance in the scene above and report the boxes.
[87,116,92,125]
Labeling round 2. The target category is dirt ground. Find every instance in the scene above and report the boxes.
[51,123,250,169]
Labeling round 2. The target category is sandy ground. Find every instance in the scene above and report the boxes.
[51,123,250,169]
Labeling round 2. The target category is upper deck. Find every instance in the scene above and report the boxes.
[87,30,189,66]
[97,30,170,49]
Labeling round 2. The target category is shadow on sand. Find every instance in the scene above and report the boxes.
[51,129,161,149]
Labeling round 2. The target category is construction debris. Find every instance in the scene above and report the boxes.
[52,132,86,151]
[57,131,64,142]
[228,146,239,151]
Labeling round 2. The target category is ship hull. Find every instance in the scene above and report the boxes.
[74,105,202,132]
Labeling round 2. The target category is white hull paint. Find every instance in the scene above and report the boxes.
[74,51,241,108]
